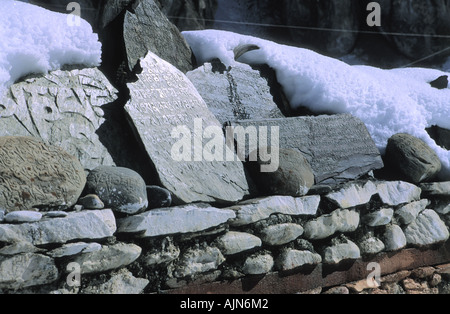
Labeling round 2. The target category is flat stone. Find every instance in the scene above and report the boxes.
[383,224,407,251]
[420,182,450,197]
[117,204,235,238]
[68,243,142,275]
[85,166,148,215]
[323,240,361,264]
[186,63,284,125]
[304,209,360,240]
[77,194,104,210]
[376,181,422,206]
[228,195,320,226]
[275,249,322,271]
[258,223,304,246]
[0,137,86,212]
[361,208,394,227]
[404,209,450,247]
[395,199,429,225]
[0,242,42,256]
[146,185,172,209]
[0,209,116,245]
[174,247,225,278]
[0,253,58,290]
[125,51,249,205]
[215,231,262,255]
[43,211,68,218]
[81,269,149,294]
[4,211,42,223]
[48,242,90,258]
[230,114,384,184]
[325,181,377,209]
[242,253,274,275]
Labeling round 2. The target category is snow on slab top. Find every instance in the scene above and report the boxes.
[0,0,102,97]
[182,30,450,180]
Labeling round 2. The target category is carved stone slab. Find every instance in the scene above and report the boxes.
[0,68,118,170]
[125,51,250,205]
[230,114,384,184]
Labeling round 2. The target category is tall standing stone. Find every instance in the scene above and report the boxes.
[125,51,249,205]
[230,114,384,184]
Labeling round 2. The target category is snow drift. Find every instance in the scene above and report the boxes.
[0,0,102,97]
[182,30,450,179]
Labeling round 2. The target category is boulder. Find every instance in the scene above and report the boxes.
[85,166,148,215]
[0,137,86,212]
[385,133,442,183]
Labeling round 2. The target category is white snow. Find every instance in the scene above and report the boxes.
[183,30,450,179]
[0,0,102,97]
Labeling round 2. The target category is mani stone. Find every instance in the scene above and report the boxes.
[186,63,284,125]
[85,166,148,215]
[125,51,249,205]
[0,137,86,212]
[385,133,442,183]
[229,114,384,184]
[0,68,120,171]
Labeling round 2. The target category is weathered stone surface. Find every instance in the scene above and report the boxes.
[304,209,360,240]
[123,0,193,73]
[323,240,361,264]
[0,68,120,171]
[230,114,383,184]
[146,185,172,209]
[376,181,422,206]
[85,166,148,215]
[143,237,180,266]
[99,0,134,28]
[395,199,429,225]
[325,181,377,209]
[82,269,149,294]
[125,51,249,205]
[0,253,58,290]
[215,231,261,255]
[258,223,304,246]
[362,208,394,227]
[187,63,284,125]
[77,194,104,210]
[420,182,450,197]
[158,0,218,31]
[228,195,320,226]
[0,242,43,256]
[383,224,407,251]
[174,246,225,278]
[250,148,315,197]
[0,209,116,245]
[385,133,442,183]
[48,242,101,258]
[276,249,322,271]
[4,211,42,223]
[0,137,86,212]
[242,253,274,275]
[404,210,450,247]
[69,243,142,275]
[358,237,385,255]
[117,204,235,238]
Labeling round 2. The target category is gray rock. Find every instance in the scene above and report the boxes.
[420,182,450,197]
[0,242,43,256]
[174,246,225,278]
[186,63,284,125]
[376,181,422,206]
[0,253,58,290]
[258,223,304,246]
[358,237,385,255]
[4,211,42,223]
[304,209,360,240]
[242,253,274,275]
[123,0,193,73]
[0,137,86,212]
[0,68,122,171]
[117,204,235,238]
[395,199,429,225]
[158,0,218,31]
[125,51,249,205]
[434,201,450,215]
[99,0,134,28]
[0,210,4,222]
[228,195,320,226]
[362,208,394,227]
[325,181,377,209]
[0,209,116,245]
[44,211,68,218]
[230,114,384,184]
[48,242,91,258]
[68,243,142,275]
[323,240,361,264]
[85,166,148,215]
[383,224,407,251]
[385,133,442,183]
[275,249,322,271]
[215,231,261,255]
[81,269,149,294]
[404,209,450,247]
[77,194,105,210]
[146,186,172,209]
[143,237,180,266]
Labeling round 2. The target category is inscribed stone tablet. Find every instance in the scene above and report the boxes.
[125,51,249,204]
[229,114,384,184]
